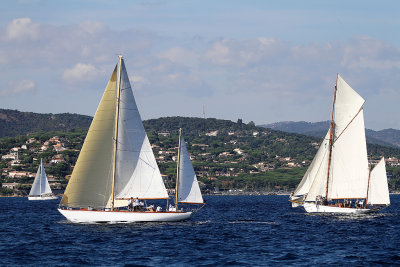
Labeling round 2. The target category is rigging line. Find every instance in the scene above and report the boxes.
[138,156,157,170]
[332,105,364,145]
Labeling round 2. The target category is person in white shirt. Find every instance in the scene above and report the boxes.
[134,197,140,211]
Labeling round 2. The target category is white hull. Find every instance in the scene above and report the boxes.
[303,202,370,214]
[289,200,303,208]
[291,202,301,208]
[28,195,58,200]
[58,209,192,223]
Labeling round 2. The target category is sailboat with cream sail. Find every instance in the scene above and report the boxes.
[58,56,204,223]
[28,159,58,200]
[289,74,390,214]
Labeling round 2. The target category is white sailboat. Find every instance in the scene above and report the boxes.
[290,74,390,214]
[28,159,58,200]
[175,128,204,211]
[58,56,204,223]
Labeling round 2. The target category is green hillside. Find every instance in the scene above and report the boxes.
[1,114,400,196]
[0,109,91,138]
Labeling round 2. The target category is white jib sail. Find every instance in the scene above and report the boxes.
[292,130,331,200]
[178,134,204,204]
[328,75,369,199]
[368,157,390,205]
[305,137,331,202]
[114,59,168,201]
[29,159,52,196]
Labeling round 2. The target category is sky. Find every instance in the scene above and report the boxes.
[0,0,399,130]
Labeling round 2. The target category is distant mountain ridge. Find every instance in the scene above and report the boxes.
[260,121,400,148]
[0,109,92,137]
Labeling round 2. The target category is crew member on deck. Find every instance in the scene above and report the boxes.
[134,197,140,211]
[128,197,134,211]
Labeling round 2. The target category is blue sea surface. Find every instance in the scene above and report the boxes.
[1,195,400,266]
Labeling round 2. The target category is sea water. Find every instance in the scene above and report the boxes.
[1,195,399,266]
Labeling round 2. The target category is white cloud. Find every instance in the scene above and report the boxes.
[1,16,400,128]
[79,21,106,35]
[62,63,101,83]
[1,80,36,96]
[4,18,39,41]
[159,47,198,66]
[204,40,232,65]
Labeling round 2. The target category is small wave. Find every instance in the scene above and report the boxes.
[195,220,211,225]
[228,220,278,225]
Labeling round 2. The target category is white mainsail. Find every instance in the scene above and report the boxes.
[328,75,369,200]
[177,133,204,204]
[29,159,52,196]
[368,157,390,205]
[114,59,168,202]
[292,130,330,201]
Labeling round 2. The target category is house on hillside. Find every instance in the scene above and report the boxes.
[158,132,170,137]
[50,154,65,164]
[1,154,17,160]
[205,130,218,136]
[2,183,19,189]
[7,171,35,178]
[26,138,38,144]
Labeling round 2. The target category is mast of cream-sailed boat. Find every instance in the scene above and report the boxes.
[111,55,123,210]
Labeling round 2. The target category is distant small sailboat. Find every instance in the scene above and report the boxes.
[290,74,390,214]
[58,56,204,223]
[175,128,204,209]
[28,159,58,200]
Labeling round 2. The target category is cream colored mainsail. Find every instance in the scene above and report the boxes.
[60,66,117,209]
[328,75,369,199]
[177,132,204,204]
[367,157,390,205]
[114,59,168,202]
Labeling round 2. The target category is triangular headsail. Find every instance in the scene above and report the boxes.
[177,132,204,204]
[29,159,52,196]
[367,157,390,205]
[292,130,330,201]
